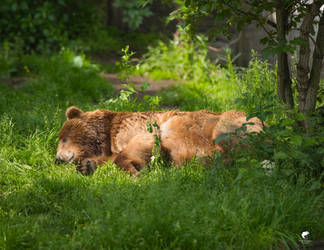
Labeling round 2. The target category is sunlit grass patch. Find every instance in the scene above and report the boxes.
[1,152,323,249]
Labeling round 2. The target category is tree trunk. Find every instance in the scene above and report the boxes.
[99,0,113,26]
[297,1,323,116]
[305,12,324,113]
[275,2,294,109]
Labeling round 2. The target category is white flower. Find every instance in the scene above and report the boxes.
[73,56,83,68]
[261,160,275,175]
[301,231,310,239]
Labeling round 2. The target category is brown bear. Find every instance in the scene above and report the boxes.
[55,106,265,175]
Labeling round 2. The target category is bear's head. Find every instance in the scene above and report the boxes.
[55,106,104,165]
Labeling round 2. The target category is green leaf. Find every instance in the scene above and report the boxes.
[274,151,288,160]
[49,15,56,21]
[122,83,137,93]
[309,181,321,191]
[214,134,228,145]
[290,135,302,146]
[282,169,294,176]
[240,124,247,133]
[281,118,295,126]
[21,1,28,10]
[139,81,150,92]
[43,29,49,36]
[11,3,18,11]
[28,36,35,43]
[291,150,307,161]
[296,112,307,121]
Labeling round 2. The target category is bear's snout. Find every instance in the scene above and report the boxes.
[54,155,64,164]
[54,151,75,164]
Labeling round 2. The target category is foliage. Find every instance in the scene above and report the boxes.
[113,0,153,31]
[138,26,217,82]
[169,0,319,57]
[101,46,162,112]
[0,41,25,78]
[0,0,102,53]
[269,116,324,177]
[143,34,278,117]
[68,26,160,59]
[234,51,281,122]
[225,113,324,180]
[146,121,169,170]
[68,27,124,57]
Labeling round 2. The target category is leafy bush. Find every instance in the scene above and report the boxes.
[0,41,25,77]
[234,51,282,123]
[223,113,324,180]
[155,51,275,113]
[265,114,324,178]
[113,0,153,31]
[75,27,124,56]
[138,26,219,82]
[0,0,102,53]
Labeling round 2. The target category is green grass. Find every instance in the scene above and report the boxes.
[1,160,323,249]
[0,49,324,249]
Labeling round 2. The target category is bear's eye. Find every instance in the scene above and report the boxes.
[62,138,67,143]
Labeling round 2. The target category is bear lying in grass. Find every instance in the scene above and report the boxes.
[55,106,264,175]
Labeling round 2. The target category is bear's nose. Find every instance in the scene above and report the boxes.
[54,155,64,165]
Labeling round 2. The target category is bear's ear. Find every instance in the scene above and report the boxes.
[66,106,83,120]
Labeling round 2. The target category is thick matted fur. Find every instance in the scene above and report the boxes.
[55,106,264,175]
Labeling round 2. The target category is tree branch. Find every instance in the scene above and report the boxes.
[224,2,277,29]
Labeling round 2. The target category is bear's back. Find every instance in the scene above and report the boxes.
[109,110,222,154]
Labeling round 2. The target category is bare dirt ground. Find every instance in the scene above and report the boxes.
[94,54,180,96]
[1,77,34,89]
[101,73,180,96]
[1,73,180,97]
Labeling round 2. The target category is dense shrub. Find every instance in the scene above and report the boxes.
[138,26,217,82]
[113,0,153,31]
[0,0,102,53]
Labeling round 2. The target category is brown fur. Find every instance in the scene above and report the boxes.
[55,106,265,175]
